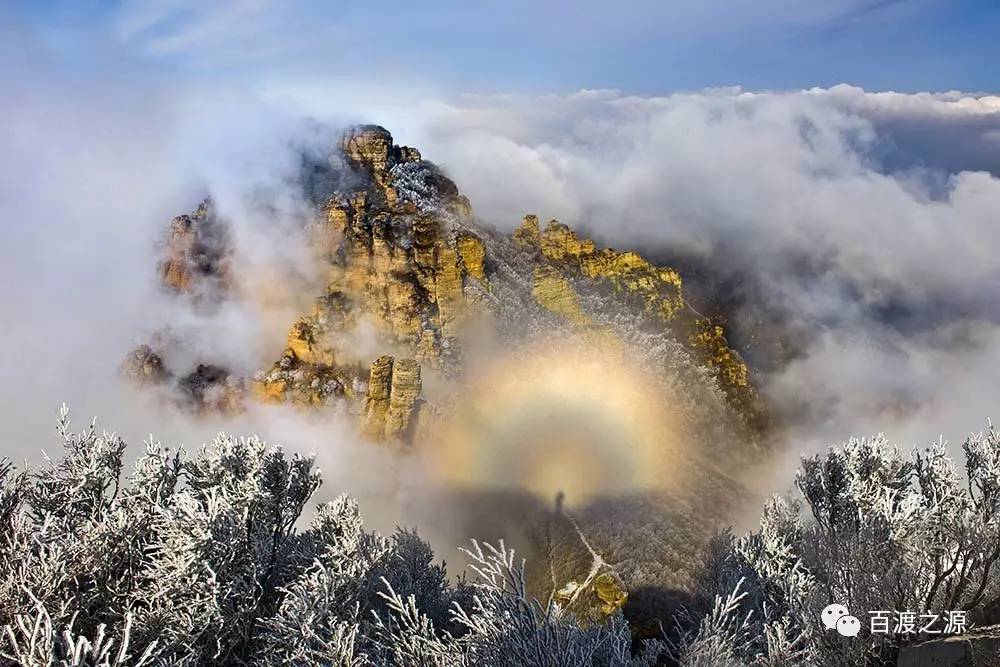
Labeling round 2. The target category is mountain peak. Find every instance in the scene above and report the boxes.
[126,125,764,454]
[340,124,421,181]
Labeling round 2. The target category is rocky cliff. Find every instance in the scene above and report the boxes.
[123,124,770,621]
[129,125,763,441]
[158,198,230,300]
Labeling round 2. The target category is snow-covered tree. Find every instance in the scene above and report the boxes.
[0,407,664,666]
[10,406,996,666]
[673,423,1000,666]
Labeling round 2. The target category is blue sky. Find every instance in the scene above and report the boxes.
[8,0,1000,93]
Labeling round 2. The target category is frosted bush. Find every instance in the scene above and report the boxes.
[9,406,993,665]
[673,422,1000,666]
[0,406,663,666]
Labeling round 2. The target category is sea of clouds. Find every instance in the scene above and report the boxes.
[267,82,1000,458]
[378,86,1000,461]
[2,10,999,513]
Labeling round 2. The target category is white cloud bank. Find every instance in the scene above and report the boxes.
[2,66,999,500]
[273,83,1000,453]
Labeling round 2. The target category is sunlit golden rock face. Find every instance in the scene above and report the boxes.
[554,570,629,622]
[361,355,422,442]
[247,126,490,440]
[385,358,422,439]
[286,318,335,366]
[513,215,756,421]
[527,218,685,321]
[689,320,749,389]
[532,265,590,326]
[456,230,486,280]
[341,124,419,191]
[361,355,394,437]
[303,129,484,373]
[250,289,369,407]
[539,220,596,261]
[514,214,542,247]
[593,573,629,616]
[158,198,229,299]
[133,124,761,450]
[251,348,360,407]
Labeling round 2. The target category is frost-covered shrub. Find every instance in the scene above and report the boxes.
[371,540,665,666]
[674,423,1000,666]
[0,407,663,666]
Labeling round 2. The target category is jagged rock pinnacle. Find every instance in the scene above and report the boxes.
[340,125,421,184]
[129,124,765,451]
